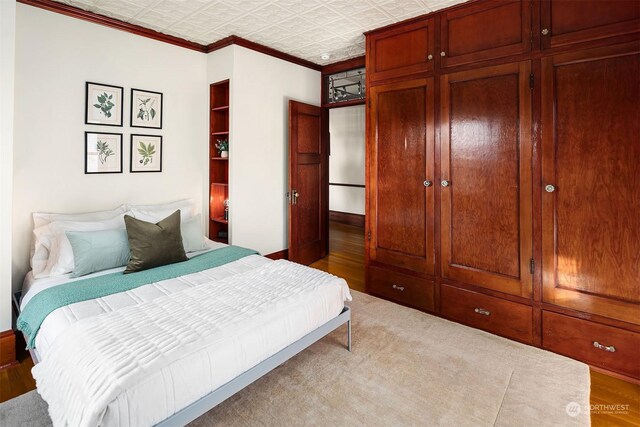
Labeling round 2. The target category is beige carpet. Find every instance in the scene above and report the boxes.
[190,291,590,426]
[0,291,590,426]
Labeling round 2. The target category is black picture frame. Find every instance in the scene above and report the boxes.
[84,131,123,174]
[130,134,163,173]
[130,88,163,129]
[85,82,124,127]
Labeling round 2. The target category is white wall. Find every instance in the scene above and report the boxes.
[207,46,321,255]
[12,4,208,289]
[1,0,16,331]
[329,105,365,215]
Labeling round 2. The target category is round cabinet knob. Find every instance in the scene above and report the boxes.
[423,180,433,187]
[427,54,433,60]
[545,184,555,193]
[440,51,446,57]
[541,28,549,35]
[441,180,451,187]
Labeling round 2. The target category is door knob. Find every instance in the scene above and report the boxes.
[427,54,433,60]
[545,184,555,193]
[541,28,549,35]
[441,180,451,187]
[423,180,433,187]
[290,190,299,204]
[440,51,446,57]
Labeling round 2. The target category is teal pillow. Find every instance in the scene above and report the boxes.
[66,229,131,277]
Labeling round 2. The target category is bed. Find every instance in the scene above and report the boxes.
[17,238,352,426]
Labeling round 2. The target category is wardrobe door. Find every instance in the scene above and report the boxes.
[440,62,532,297]
[367,18,436,83]
[440,0,531,68]
[541,0,640,49]
[541,43,640,324]
[368,78,435,275]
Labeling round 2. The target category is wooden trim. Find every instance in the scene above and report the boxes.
[322,99,366,109]
[17,0,208,52]
[265,249,289,260]
[0,330,17,369]
[17,1,323,71]
[321,56,366,75]
[329,182,365,188]
[206,35,322,71]
[329,210,365,228]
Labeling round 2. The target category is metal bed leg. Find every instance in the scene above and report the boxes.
[347,319,352,352]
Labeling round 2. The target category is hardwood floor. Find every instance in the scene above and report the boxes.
[310,221,365,293]
[1,221,638,427]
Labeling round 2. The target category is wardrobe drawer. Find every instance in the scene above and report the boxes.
[542,311,640,379]
[440,285,533,343]
[368,266,435,312]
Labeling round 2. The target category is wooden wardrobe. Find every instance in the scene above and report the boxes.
[365,0,640,381]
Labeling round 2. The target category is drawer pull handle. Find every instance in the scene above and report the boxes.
[593,341,616,353]
[392,284,405,291]
[474,308,491,316]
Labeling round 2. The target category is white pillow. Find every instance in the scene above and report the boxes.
[30,205,127,274]
[130,207,193,224]
[181,215,208,253]
[34,214,128,278]
[129,199,194,217]
[32,205,128,230]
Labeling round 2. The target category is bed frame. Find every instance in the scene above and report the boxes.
[14,290,351,426]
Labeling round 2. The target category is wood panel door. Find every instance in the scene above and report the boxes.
[440,62,532,297]
[541,0,640,49]
[288,101,327,265]
[440,0,531,69]
[368,78,435,275]
[367,18,435,83]
[541,43,640,324]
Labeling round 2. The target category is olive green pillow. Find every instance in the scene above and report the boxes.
[124,210,188,273]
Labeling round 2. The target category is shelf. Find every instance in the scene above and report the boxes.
[212,105,229,111]
[211,157,228,161]
[211,217,228,224]
[211,182,228,186]
[213,237,229,244]
[212,131,229,136]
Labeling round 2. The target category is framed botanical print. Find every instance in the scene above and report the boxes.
[131,88,163,129]
[131,134,162,173]
[85,82,123,126]
[85,132,123,174]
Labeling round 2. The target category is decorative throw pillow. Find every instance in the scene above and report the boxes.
[66,229,131,277]
[124,210,188,273]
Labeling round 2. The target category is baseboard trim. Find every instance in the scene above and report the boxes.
[265,249,289,260]
[329,211,365,228]
[0,330,17,369]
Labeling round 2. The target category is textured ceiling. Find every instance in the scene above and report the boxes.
[53,0,468,64]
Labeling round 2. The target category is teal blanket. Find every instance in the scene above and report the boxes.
[18,246,258,349]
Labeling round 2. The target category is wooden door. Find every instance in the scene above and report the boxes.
[541,43,640,324]
[541,0,640,49]
[367,18,435,83]
[440,0,531,68]
[288,101,327,265]
[440,62,532,297]
[368,78,435,275]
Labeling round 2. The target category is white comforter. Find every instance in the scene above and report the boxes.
[27,257,351,427]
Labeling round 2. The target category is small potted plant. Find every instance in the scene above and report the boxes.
[216,139,229,158]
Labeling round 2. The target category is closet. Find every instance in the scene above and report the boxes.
[365,0,640,380]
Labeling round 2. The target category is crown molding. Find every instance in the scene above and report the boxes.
[321,55,365,75]
[17,0,325,71]
[206,35,322,71]
[18,0,208,52]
